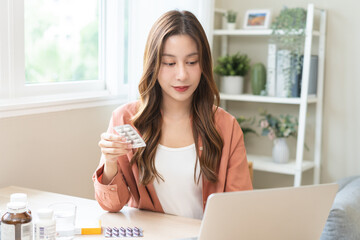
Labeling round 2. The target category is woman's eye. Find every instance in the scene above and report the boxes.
[187,61,198,65]
[163,62,175,66]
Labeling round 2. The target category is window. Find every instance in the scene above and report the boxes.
[0,0,128,117]
[0,0,211,118]
[24,0,99,84]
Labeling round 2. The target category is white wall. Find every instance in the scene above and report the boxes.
[0,106,116,199]
[214,0,360,187]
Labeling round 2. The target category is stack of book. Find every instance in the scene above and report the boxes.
[266,43,318,98]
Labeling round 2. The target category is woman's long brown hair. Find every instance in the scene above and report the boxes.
[131,10,223,185]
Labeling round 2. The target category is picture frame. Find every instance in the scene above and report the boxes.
[243,9,271,29]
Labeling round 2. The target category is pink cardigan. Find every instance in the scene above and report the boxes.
[93,102,253,213]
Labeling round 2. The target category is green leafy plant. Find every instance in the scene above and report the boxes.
[237,116,257,136]
[270,7,307,73]
[259,111,298,140]
[225,10,237,23]
[214,53,251,76]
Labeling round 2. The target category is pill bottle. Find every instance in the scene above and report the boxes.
[34,208,56,240]
[10,193,31,215]
[1,202,33,240]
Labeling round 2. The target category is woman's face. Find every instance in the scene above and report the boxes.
[157,34,201,105]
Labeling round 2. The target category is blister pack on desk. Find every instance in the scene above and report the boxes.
[113,124,146,148]
[105,226,143,238]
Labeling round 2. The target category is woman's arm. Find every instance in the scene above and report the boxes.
[93,158,131,212]
[92,113,133,212]
[225,117,253,191]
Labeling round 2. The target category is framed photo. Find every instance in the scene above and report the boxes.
[243,9,271,29]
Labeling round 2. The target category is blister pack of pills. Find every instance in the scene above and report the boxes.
[113,124,146,149]
[104,227,143,238]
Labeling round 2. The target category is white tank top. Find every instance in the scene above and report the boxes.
[153,144,203,219]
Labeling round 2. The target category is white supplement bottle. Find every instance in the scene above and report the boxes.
[34,209,56,240]
[1,202,33,240]
[10,193,31,215]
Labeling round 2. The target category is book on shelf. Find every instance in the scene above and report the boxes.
[291,55,319,97]
[269,48,319,98]
[266,43,277,96]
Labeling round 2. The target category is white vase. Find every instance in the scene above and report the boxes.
[272,138,290,163]
[227,22,236,30]
[220,76,244,94]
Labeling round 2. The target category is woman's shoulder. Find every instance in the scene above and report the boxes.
[213,106,241,137]
[213,106,237,125]
[112,101,139,124]
[113,101,138,114]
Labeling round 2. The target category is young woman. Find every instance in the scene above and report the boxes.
[93,10,252,219]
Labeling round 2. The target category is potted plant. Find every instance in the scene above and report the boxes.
[225,10,237,30]
[270,7,307,96]
[214,52,251,94]
[259,110,298,163]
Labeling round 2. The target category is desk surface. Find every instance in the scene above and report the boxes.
[0,186,201,240]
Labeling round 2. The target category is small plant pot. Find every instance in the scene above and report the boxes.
[272,138,290,163]
[220,76,244,94]
[227,22,236,30]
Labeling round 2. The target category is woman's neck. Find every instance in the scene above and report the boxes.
[161,98,192,120]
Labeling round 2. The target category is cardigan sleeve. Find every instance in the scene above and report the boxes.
[92,109,132,212]
[92,160,131,212]
[225,117,253,192]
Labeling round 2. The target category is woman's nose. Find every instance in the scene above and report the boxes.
[176,63,188,81]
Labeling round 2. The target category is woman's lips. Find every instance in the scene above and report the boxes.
[173,86,189,92]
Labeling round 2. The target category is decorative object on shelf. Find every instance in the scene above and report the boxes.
[225,10,237,30]
[250,63,267,95]
[291,55,319,97]
[243,9,271,29]
[272,138,290,163]
[266,43,277,96]
[276,49,292,97]
[259,111,298,163]
[214,53,250,94]
[270,7,307,97]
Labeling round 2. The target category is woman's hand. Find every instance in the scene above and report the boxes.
[98,132,132,184]
[99,132,133,163]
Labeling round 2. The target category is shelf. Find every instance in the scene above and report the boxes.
[247,154,315,175]
[213,29,272,36]
[220,93,317,104]
[213,29,320,37]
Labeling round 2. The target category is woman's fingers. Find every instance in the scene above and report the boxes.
[98,139,132,149]
[98,132,133,162]
[101,132,124,142]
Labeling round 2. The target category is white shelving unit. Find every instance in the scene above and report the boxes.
[211,4,327,187]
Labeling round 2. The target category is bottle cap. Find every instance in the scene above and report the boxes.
[10,193,28,203]
[37,208,54,219]
[7,202,27,213]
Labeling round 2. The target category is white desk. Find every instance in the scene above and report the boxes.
[0,186,201,240]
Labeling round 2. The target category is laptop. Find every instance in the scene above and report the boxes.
[180,183,338,240]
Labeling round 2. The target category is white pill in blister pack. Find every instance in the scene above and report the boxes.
[113,124,146,148]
